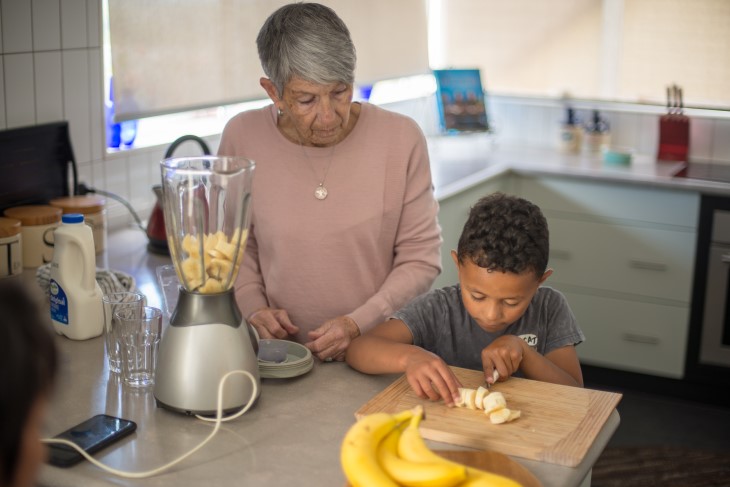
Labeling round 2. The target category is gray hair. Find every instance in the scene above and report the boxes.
[256,2,357,97]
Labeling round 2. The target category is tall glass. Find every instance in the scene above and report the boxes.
[102,291,146,373]
[116,306,163,388]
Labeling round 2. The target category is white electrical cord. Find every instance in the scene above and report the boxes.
[42,370,258,479]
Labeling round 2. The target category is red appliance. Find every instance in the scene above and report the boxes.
[146,135,211,254]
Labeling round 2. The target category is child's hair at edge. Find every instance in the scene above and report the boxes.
[456,192,549,278]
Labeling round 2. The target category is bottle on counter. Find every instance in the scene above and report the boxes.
[559,107,582,154]
[583,109,611,153]
[49,213,104,340]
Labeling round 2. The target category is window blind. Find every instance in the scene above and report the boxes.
[108,0,429,122]
[435,0,730,108]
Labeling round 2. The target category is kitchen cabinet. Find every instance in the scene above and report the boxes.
[513,175,700,378]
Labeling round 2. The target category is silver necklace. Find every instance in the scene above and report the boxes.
[300,143,336,201]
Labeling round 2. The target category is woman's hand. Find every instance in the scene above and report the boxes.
[480,335,526,383]
[248,307,299,339]
[403,350,462,407]
[305,316,360,362]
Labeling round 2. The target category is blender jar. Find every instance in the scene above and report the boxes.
[160,156,255,294]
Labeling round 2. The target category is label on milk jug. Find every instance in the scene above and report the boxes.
[49,279,69,325]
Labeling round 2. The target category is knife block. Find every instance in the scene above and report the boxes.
[657,114,690,162]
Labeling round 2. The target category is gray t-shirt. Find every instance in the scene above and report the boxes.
[392,285,585,372]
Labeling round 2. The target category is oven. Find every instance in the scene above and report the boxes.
[686,194,730,386]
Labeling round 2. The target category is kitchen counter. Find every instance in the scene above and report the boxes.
[34,229,618,487]
[427,136,730,201]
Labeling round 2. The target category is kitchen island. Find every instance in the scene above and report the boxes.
[35,228,618,487]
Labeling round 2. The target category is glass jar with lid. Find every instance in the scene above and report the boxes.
[0,217,23,278]
[50,195,108,254]
[3,205,62,268]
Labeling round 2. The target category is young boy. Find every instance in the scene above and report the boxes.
[346,192,584,407]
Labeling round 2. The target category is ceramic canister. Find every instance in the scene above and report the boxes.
[3,205,62,268]
[0,217,23,278]
[50,195,108,254]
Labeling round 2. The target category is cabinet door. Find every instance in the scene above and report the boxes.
[434,178,506,289]
[562,290,690,378]
[548,218,696,303]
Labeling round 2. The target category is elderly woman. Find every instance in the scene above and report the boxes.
[218,2,442,362]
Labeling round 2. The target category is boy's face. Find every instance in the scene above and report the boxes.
[452,251,552,333]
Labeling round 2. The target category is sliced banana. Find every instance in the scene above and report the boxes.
[454,387,521,424]
[177,227,248,294]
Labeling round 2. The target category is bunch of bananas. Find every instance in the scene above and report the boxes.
[340,405,523,487]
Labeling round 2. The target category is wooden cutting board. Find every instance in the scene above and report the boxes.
[355,367,622,467]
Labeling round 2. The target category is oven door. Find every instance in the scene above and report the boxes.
[698,240,730,368]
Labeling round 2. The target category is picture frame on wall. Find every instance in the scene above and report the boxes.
[433,69,490,134]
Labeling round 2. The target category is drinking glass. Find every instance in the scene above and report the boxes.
[115,306,162,388]
[102,291,146,373]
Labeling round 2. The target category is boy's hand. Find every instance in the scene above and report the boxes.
[404,350,462,407]
[481,335,526,382]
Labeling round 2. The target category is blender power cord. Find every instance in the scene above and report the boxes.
[77,183,147,233]
[42,370,258,479]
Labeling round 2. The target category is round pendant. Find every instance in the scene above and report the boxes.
[314,185,328,200]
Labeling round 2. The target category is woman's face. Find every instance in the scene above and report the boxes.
[264,76,354,147]
[11,396,48,487]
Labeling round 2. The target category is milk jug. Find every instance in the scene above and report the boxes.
[50,213,104,340]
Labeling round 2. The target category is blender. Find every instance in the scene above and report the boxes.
[154,156,260,415]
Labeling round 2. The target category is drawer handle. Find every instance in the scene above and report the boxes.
[722,254,730,264]
[550,249,572,260]
[628,259,668,272]
[622,333,660,345]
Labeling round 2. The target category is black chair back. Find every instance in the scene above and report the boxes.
[0,121,78,213]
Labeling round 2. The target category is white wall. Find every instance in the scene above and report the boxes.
[2,0,729,232]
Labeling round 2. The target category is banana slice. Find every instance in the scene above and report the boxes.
[475,386,489,410]
[482,391,507,414]
[489,408,521,425]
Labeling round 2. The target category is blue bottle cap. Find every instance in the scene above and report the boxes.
[62,213,85,224]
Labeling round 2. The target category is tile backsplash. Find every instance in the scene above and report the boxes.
[2,0,729,233]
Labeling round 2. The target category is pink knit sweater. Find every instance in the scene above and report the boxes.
[218,103,442,340]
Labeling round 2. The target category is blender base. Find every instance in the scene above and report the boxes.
[154,291,261,416]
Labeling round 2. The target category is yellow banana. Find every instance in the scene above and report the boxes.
[340,409,414,487]
[377,425,467,487]
[398,406,523,487]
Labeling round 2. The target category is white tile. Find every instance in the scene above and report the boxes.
[75,159,93,188]
[88,47,103,161]
[1,0,33,53]
[104,153,129,197]
[611,112,640,152]
[32,0,61,51]
[0,57,5,129]
[34,51,64,123]
[60,0,87,49]
[711,119,730,164]
[86,0,100,48]
[62,49,91,162]
[129,151,154,208]
[4,53,35,127]
[636,114,659,157]
[689,117,713,162]
[0,7,3,52]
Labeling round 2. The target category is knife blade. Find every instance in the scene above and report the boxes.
[484,369,499,390]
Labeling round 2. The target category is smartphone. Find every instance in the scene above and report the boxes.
[46,414,137,468]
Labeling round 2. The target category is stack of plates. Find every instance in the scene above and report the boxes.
[258,340,314,379]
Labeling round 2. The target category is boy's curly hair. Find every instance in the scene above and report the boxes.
[456,192,549,278]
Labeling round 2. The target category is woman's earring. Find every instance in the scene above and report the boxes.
[277,107,283,117]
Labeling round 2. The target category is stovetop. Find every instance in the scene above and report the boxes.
[673,162,730,184]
